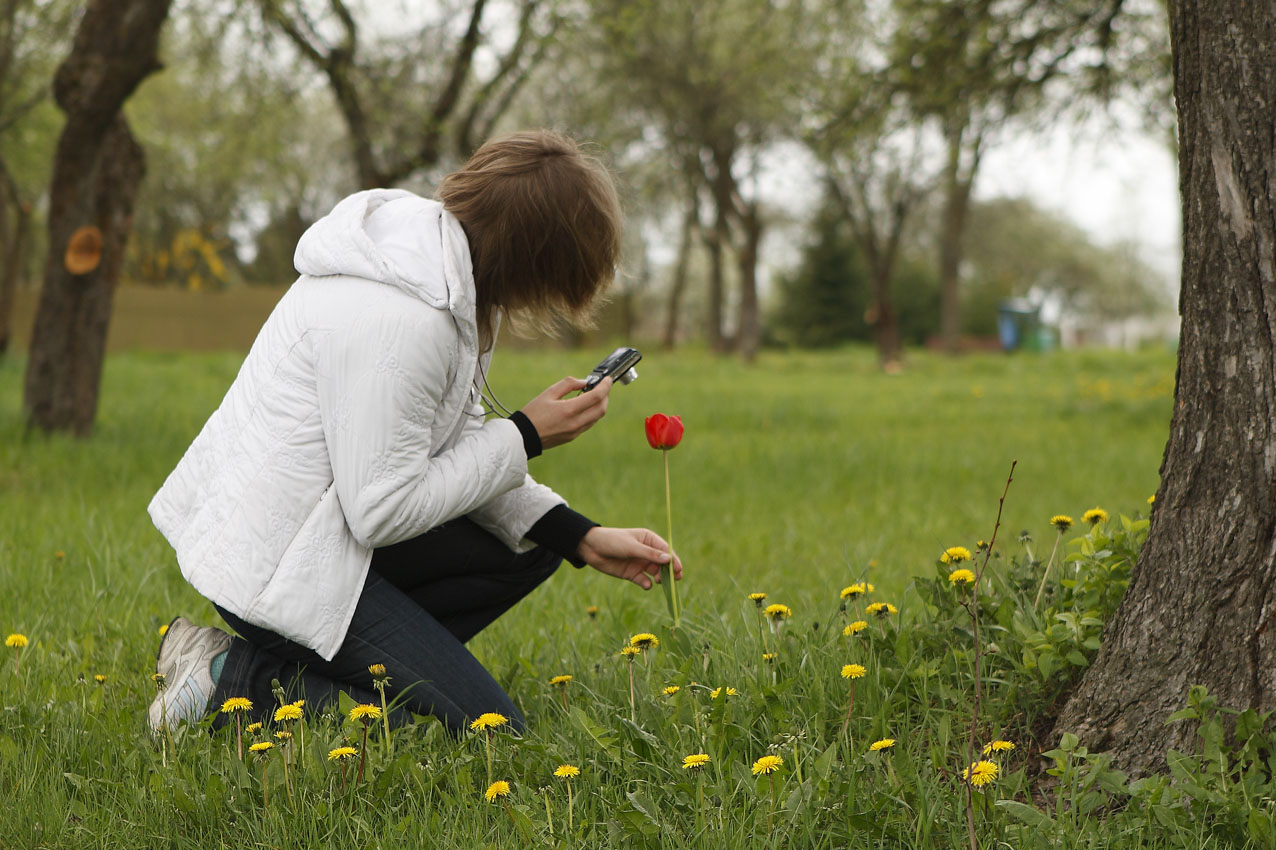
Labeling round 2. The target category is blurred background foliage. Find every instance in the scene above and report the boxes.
[0,0,1176,356]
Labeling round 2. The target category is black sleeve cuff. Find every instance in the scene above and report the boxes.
[509,410,542,459]
[526,504,599,568]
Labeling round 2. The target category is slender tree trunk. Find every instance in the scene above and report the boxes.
[938,126,977,353]
[23,0,171,435]
[662,203,697,350]
[869,264,902,371]
[703,200,729,353]
[0,191,29,356]
[1053,0,1276,774]
[735,203,762,363]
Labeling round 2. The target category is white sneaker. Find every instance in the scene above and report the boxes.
[147,617,232,736]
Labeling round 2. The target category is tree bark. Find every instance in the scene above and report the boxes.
[23,0,171,435]
[0,174,29,356]
[1053,0,1276,774]
[662,201,697,350]
[703,199,730,353]
[734,201,762,363]
[937,117,980,354]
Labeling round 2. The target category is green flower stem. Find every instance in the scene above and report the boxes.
[661,449,680,628]
[567,779,574,832]
[1035,529,1065,609]
[377,683,392,758]
[627,659,636,723]
[358,722,369,786]
[543,786,553,836]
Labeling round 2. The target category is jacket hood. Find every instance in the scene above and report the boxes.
[293,189,475,317]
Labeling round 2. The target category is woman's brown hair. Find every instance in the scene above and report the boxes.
[437,130,623,348]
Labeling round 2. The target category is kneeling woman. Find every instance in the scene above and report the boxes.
[146,130,682,735]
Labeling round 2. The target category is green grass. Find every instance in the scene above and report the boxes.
[1,345,1218,849]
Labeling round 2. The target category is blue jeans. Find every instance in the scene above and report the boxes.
[212,517,560,734]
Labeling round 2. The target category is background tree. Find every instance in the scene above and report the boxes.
[814,84,932,370]
[22,0,171,435]
[1053,0,1276,772]
[589,0,823,360]
[892,0,1172,353]
[0,0,75,355]
[258,0,554,190]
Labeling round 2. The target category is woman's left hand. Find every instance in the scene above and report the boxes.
[577,527,683,590]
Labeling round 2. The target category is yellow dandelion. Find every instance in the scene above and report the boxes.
[619,646,640,659]
[245,722,263,734]
[948,569,975,585]
[940,546,972,564]
[151,672,167,689]
[869,738,895,752]
[840,582,875,598]
[274,730,292,741]
[1050,514,1074,531]
[841,664,866,679]
[484,780,511,802]
[158,623,168,637]
[348,703,383,722]
[962,760,999,787]
[748,592,768,606]
[586,605,599,618]
[328,746,358,761]
[682,753,711,770]
[273,703,302,722]
[249,741,274,753]
[288,699,305,709]
[983,740,1015,755]
[844,620,868,636]
[469,712,508,732]
[763,652,778,663]
[554,764,580,778]
[629,633,659,650]
[1083,507,1109,525]
[5,633,28,649]
[866,602,898,617]
[220,697,253,714]
[663,685,681,696]
[752,755,783,775]
[710,686,738,698]
[1148,494,1156,505]
[55,551,65,560]
[549,674,573,686]
[93,674,107,684]
[763,604,792,621]
[368,663,387,677]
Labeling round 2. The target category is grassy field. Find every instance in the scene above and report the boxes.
[0,345,1213,848]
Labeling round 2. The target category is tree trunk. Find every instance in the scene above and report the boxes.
[1052,0,1276,774]
[869,265,902,371]
[23,0,171,435]
[662,202,697,350]
[703,200,729,353]
[938,124,977,354]
[0,188,29,356]
[734,202,762,363]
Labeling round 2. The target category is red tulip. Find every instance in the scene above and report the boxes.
[645,413,684,450]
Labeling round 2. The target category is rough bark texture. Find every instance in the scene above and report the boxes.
[1053,0,1276,773]
[23,0,171,435]
[0,154,31,355]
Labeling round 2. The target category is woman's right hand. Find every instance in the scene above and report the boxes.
[521,376,612,450]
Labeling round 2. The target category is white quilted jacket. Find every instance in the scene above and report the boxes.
[149,190,564,660]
